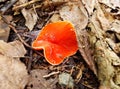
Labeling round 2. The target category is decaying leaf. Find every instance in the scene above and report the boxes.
[27,69,57,89]
[59,1,96,74]
[0,40,26,57]
[0,40,28,89]
[0,55,28,89]
[81,0,95,15]
[22,8,38,31]
[98,0,120,8]
[95,1,110,31]
[0,15,12,42]
[59,1,88,30]
[6,0,120,89]
[14,0,38,31]
[88,4,120,88]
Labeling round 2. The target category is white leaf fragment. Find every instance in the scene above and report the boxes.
[22,8,38,31]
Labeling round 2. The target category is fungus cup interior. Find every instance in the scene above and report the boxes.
[32,21,78,65]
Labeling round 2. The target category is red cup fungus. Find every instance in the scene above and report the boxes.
[32,21,78,65]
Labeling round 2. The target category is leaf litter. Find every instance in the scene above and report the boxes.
[0,40,28,89]
[1,0,120,89]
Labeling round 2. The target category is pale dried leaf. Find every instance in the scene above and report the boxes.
[98,0,120,8]
[98,0,120,16]
[27,69,57,89]
[0,55,28,89]
[109,20,120,33]
[0,15,12,42]
[96,2,110,31]
[59,1,88,29]
[81,0,95,15]
[0,40,26,57]
[50,13,62,23]
[22,8,38,31]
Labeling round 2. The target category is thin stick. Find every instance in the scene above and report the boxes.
[43,71,60,78]
[12,0,41,10]
[9,24,32,48]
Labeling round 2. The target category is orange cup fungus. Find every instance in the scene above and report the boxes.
[32,21,78,65]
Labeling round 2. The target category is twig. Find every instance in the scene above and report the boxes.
[43,71,60,78]
[30,0,67,11]
[12,0,41,10]
[9,25,32,48]
[9,24,44,56]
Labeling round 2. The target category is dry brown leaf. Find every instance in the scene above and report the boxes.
[95,2,110,31]
[22,8,38,31]
[59,1,88,30]
[59,1,96,74]
[27,69,57,89]
[0,40,26,57]
[0,40,28,89]
[0,55,28,89]
[0,15,12,42]
[17,0,37,31]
